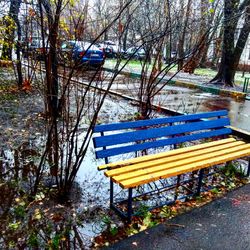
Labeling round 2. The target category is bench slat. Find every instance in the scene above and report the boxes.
[119,146,250,188]
[94,110,228,132]
[105,140,245,178]
[95,128,232,158]
[98,138,236,170]
[111,143,248,183]
[94,118,230,148]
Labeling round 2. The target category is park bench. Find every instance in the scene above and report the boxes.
[93,110,250,221]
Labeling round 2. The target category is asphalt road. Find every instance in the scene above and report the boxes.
[105,184,250,250]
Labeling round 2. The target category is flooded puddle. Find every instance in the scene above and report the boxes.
[110,78,250,133]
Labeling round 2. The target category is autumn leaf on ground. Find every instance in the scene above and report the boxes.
[231,198,241,206]
[22,79,32,91]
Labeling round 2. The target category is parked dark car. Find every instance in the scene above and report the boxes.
[111,44,125,58]
[97,40,124,58]
[96,43,113,58]
[123,47,146,60]
[60,40,105,67]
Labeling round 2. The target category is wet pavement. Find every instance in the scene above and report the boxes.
[104,62,250,132]
[104,184,250,250]
[110,81,250,133]
[160,85,250,133]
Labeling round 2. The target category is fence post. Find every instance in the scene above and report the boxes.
[243,77,249,93]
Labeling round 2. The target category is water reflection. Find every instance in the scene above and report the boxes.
[167,91,250,132]
[154,85,250,132]
[113,81,250,133]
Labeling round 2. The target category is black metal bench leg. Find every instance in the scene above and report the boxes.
[247,158,250,177]
[127,188,133,223]
[196,169,204,196]
[110,179,114,206]
[174,175,181,200]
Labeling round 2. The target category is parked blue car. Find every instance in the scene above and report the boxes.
[60,41,105,67]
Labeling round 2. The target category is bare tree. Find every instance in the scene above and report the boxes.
[30,0,134,198]
[177,0,192,70]
[183,0,222,73]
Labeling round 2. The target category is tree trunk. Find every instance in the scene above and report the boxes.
[15,21,23,88]
[211,28,223,68]
[38,0,61,188]
[231,5,250,69]
[40,0,61,118]
[183,33,207,73]
[1,0,22,61]
[178,0,192,70]
[211,0,250,86]
[199,45,209,68]
[13,0,23,87]
[183,0,210,73]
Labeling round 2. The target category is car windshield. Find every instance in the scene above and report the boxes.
[61,41,76,49]
[61,41,101,52]
[127,47,145,53]
[79,42,100,51]
[103,40,115,46]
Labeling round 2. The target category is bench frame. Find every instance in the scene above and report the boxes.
[93,110,250,221]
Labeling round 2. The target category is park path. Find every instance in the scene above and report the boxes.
[104,63,250,133]
[105,184,250,250]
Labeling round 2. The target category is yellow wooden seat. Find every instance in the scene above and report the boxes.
[100,138,250,188]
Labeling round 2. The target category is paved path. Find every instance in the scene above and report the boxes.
[105,184,250,250]
[104,65,250,133]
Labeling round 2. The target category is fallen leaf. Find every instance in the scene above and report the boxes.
[231,198,241,206]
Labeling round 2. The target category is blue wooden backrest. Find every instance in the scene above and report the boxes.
[93,110,231,159]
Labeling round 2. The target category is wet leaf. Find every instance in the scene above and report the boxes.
[51,234,60,249]
[110,224,118,236]
[8,222,20,230]
[50,213,63,222]
[35,192,45,201]
[33,208,42,220]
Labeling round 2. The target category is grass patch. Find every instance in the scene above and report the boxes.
[104,59,248,86]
